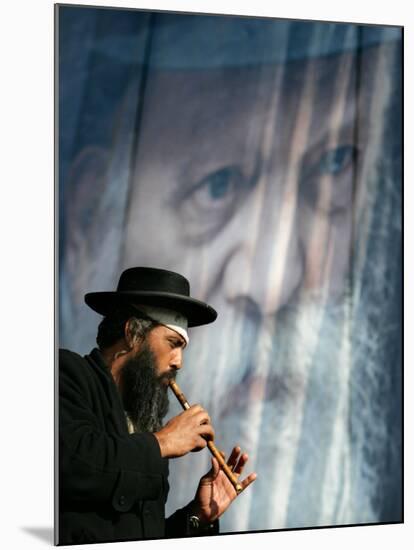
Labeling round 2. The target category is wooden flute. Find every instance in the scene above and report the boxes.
[169,379,243,494]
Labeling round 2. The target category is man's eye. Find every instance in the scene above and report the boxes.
[300,144,358,215]
[168,338,184,349]
[172,163,258,245]
[206,169,233,199]
[191,166,242,208]
[318,145,357,175]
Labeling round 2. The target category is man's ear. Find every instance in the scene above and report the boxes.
[66,146,109,245]
[63,146,110,306]
[124,318,139,350]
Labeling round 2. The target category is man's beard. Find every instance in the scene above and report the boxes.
[119,343,173,433]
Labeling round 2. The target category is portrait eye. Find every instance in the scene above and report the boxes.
[191,166,242,207]
[300,144,358,215]
[174,164,257,245]
[183,165,247,215]
[208,171,231,198]
[318,145,357,175]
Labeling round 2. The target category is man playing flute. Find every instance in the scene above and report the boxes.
[58,266,257,545]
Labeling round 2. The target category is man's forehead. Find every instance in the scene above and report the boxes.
[146,44,382,90]
[152,324,186,343]
[136,49,376,165]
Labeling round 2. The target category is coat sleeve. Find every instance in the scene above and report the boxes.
[165,505,219,537]
[59,349,168,512]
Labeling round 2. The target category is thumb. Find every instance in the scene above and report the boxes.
[202,457,220,481]
[210,457,220,479]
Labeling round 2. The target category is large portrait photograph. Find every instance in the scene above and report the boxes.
[56,4,403,545]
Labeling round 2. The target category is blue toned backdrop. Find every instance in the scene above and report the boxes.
[58,5,402,534]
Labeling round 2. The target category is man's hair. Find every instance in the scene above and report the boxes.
[96,305,160,349]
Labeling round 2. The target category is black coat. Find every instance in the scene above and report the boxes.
[58,348,217,545]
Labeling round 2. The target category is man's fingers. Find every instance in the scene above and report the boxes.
[185,406,213,430]
[240,472,257,491]
[189,404,204,414]
[211,457,220,477]
[188,404,210,422]
[233,452,249,475]
[228,446,250,474]
[195,411,211,426]
[199,423,215,441]
[227,446,241,470]
[191,437,207,453]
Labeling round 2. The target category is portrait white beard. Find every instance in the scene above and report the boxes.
[160,48,400,530]
[166,268,398,531]
[161,107,401,530]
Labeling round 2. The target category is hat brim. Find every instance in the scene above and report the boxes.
[84,291,217,327]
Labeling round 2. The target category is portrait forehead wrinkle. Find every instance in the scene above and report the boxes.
[134,68,269,173]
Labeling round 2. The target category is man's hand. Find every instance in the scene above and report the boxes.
[189,446,257,525]
[154,405,214,458]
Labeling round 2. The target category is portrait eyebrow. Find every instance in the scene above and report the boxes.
[300,119,361,171]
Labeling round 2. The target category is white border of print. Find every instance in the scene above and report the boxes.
[1,1,410,549]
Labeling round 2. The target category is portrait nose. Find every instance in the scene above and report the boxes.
[222,198,304,318]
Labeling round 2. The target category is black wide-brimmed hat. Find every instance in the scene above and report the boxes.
[84,267,217,327]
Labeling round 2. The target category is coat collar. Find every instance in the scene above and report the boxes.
[88,347,111,374]
[85,348,130,435]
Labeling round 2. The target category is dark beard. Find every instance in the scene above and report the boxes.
[119,343,173,433]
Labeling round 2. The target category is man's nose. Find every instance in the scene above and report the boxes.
[222,184,304,318]
[170,349,183,370]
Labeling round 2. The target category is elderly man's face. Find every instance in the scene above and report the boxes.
[99,41,395,530]
[123,49,373,308]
